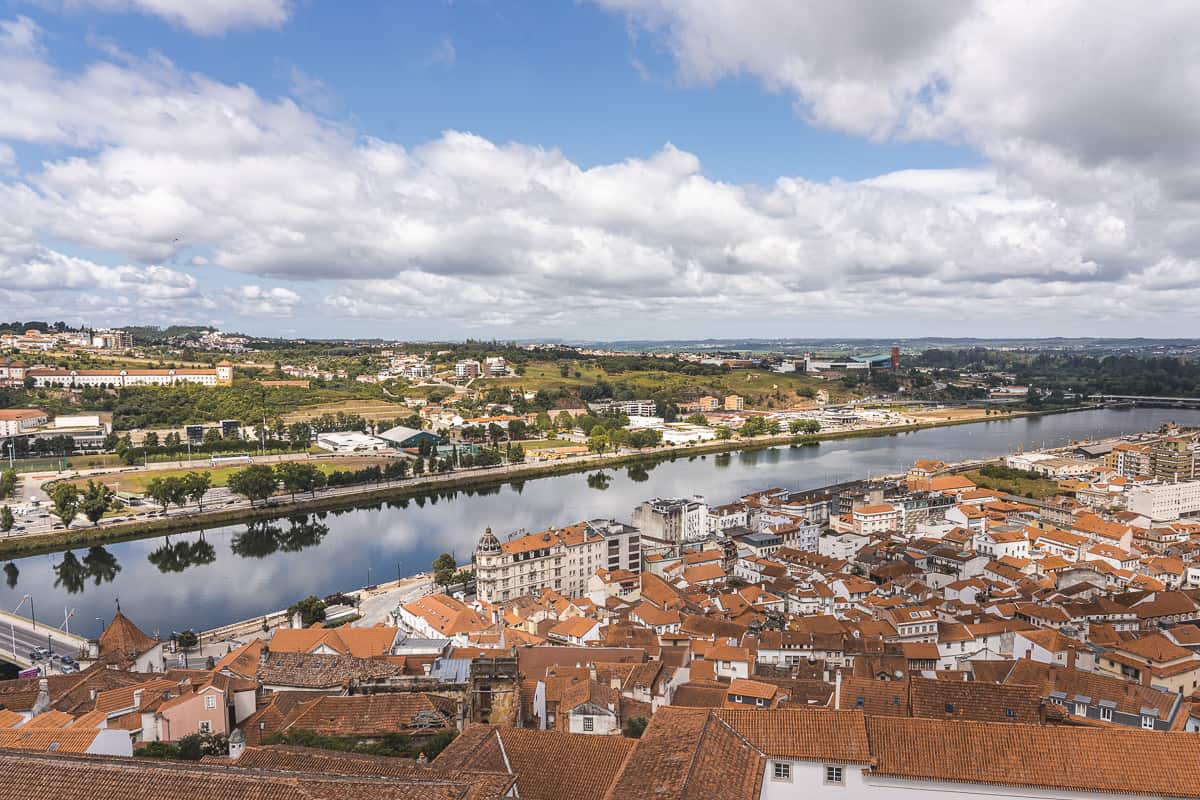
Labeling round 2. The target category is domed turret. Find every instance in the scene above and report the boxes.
[476,527,501,555]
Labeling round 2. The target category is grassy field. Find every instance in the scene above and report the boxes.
[963,468,1062,500]
[70,457,398,492]
[518,438,584,450]
[281,399,412,423]
[487,360,844,409]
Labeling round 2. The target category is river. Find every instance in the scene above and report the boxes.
[1,407,1196,639]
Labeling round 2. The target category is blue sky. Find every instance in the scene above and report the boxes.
[0,1,1197,340]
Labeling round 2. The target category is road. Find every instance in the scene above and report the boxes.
[0,617,87,672]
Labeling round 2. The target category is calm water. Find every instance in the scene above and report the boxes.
[2,407,1196,638]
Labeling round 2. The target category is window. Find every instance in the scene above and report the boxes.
[582,716,594,732]
[1142,715,1155,730]
[204,695,217,710]
[1100,706,1112,722]
[824,766,844,785]
[773,762,792,782]
[1074,702,1086,717]
[199,721,212,733]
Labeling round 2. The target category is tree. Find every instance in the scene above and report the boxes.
[765,419,782,436]
[174,629,199,659]
[143,431,159,448]
[0,505,13,535]
[227,464,277,507]
[183,471,212,510]
[0,469,17,500]
[49,482,79,527]
[432,552,456,586]
[288,595,326,626]
[80,480,114,526]
[144,476,181,513]
[622,716,648,738]
[587,435,607,454]
[714,425,733,440]
[275,462,323,500]
[203,428,223,446]
[739,417,767,437]
[684,413,708,426]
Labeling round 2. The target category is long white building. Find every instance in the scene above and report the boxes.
[27,362,233,388]
[1127,480,1200,522]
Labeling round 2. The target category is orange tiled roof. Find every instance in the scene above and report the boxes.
[868,717,1200,797]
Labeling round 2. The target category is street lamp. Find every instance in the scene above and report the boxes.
[10,595,29,659]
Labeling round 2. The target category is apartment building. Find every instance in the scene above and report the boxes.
[27,362,234,388]
[475,519,641,603]
[590,399,658,417]
[632,497,708,546]
[1108,442,1153,478]
[852,503,902,535]
[456,359,482,379]
[724,395,745,411]
[1151,436,1199,482]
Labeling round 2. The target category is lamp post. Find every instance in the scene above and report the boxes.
[10,595,29,659]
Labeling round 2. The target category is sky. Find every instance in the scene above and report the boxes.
[1,1,1198,341]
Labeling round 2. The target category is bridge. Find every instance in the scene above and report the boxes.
[1091,394,1200,409]
[0,608,92,672]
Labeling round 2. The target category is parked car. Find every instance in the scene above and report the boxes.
[60,655,77,667]
[59,663,79,674]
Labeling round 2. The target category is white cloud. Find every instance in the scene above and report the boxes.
[224,284,302,317]
[2,14,1200,334]
[595,1,1200,196]
[38,0,291,35]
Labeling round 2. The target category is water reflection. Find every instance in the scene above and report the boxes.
[51,546,122,594]
[4,562,17,590]
[149,536,216,573]
[587,471,613,490]
[229,515,329,559]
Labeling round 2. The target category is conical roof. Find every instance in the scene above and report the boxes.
[98,609,157,662]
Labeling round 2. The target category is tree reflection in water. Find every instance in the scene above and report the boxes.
[586,471,612,490]
[230,514,329,559]
[3,562,17,590]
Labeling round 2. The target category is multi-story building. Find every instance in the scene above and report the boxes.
[852,503,902,535]
[1127,480,1200,522]
[455,360,481,379]
[404,364,433,380]
[90,329,133,350]
[632,497,708,546]
[0,359,27,387]
[589,399,657,417]
[1107,442,1153,478]
[475,519,641,603]
[0,408,49,437]
[485,356,508,376]
[27,362,234,388]
[1151,436,1199,482]
[724,394,745,411]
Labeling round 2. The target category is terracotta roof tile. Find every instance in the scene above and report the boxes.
[868,717,1200,797]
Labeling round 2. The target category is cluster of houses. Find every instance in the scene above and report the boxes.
[8,437,1200,798]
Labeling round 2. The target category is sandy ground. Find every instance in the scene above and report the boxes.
[908,408,993,422]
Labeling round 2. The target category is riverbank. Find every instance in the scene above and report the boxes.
[0,404,1089,559]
